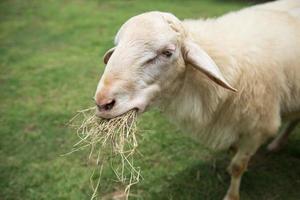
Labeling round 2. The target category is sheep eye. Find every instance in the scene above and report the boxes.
[162,50,172,58]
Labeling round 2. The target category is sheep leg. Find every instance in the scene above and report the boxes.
[223,135,263,200]
[267,119,299,152]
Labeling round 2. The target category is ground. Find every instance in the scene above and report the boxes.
[1,0,300,199]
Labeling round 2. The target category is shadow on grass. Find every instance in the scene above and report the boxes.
[214,0,272,4]
[154,144,300,200]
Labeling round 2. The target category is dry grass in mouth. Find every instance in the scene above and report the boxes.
[68,107,141,200]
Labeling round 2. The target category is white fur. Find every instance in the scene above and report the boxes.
[162,0,300,149]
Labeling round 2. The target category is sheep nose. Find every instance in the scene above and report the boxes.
[96,99,116,111]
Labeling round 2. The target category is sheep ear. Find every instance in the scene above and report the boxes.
[103,47,116,64]
[183,40,237,92]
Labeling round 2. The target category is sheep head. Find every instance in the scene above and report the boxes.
[95,11,236,118]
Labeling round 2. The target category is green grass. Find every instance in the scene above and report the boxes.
[1,0,300,199]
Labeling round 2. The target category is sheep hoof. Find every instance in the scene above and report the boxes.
[267,141,282,152]
[223,193,239,200]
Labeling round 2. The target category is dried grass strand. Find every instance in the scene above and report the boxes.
[68,107,141,200]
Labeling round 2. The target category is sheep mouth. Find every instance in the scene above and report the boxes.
[95,107,140,119]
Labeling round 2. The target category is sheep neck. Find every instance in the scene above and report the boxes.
[159,66,238,149]
[161,66,225,128]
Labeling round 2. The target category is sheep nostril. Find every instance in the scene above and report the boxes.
[97,99,116,111]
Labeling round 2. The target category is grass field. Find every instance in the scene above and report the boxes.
[1,0,300,199]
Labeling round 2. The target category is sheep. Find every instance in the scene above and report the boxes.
[94,0,300,199]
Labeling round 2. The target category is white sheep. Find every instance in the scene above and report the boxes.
[94,0,300,199]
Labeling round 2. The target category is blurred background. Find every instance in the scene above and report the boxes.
[1,0,300,199]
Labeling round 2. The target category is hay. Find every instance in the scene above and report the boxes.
[68,107,141,200]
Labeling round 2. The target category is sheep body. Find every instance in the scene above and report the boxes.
[95,1,300,199]
[162,0,300,150]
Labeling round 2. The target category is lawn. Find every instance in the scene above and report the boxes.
[1,0,300,199]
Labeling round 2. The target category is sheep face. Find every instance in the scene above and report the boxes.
[95,12,236,118]
[94,12,186,118]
